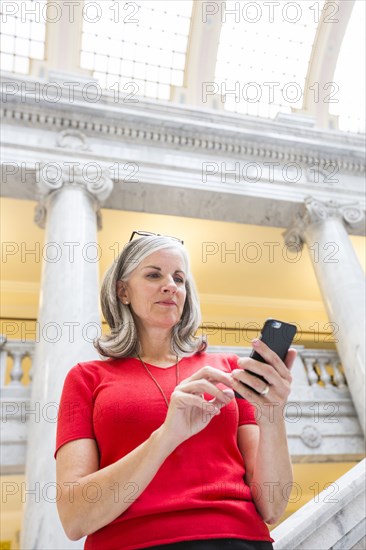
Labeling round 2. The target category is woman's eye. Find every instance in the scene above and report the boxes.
[146,273,184,283]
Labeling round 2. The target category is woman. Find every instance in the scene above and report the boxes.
[55,232,296,550]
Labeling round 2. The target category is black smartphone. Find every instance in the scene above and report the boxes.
[234,319,297,398]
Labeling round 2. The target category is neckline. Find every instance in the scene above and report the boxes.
[132,357,183,370]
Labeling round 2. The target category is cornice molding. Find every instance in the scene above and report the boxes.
[1,73,365,176]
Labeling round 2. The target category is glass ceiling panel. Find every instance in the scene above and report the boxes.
[329,0,365,134]
[215,0,325,119]
[80,0,193,101]
[0,0,46,75]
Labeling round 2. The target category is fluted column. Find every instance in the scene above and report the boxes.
[284,197,366,434]
[21,141,113,549]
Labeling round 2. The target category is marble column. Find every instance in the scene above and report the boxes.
[284,197,366,434]
[20,152,113,549]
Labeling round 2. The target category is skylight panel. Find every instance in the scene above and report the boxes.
[329,0,365,134]
[0,0,46,74]
[215,0,325,119]
[80,0,193,101]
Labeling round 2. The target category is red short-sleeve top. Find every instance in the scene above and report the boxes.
[55,352,272,549]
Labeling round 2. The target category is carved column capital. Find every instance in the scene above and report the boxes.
[283,196,365,248]
[34,162,113,229]
[34,130,113,229]
[35,161,113,201]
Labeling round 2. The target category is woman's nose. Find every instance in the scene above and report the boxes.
[162,279,177,292]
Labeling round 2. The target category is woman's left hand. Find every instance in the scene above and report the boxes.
[231,339,297,424]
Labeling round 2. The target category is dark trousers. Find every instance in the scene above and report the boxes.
[146,539,274,550]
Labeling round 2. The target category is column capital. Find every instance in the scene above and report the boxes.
[34,159,113,230]
[283,196,365,248]
[35,160,113,201]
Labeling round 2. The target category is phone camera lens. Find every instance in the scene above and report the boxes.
[272,321,282,329]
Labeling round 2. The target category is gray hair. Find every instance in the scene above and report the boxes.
[93,235,206,358]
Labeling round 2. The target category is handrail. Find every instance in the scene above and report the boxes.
[272,459,366,549]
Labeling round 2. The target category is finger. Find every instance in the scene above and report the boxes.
[209,388,236,409]
[222,388,235,399]
[249,340,292,380]
[231,368,272,395]
[284,348,297,370]
[179,379,234,404]
[238,361,279,385]
[171,390,210,410]
[239,350,296,381]
[230,376,266,402]
[187,366,235,388]
[172,391,222,417]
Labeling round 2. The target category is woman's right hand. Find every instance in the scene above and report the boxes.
[161,366,235,447]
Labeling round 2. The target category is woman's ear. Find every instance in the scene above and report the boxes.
[116,280,128,303]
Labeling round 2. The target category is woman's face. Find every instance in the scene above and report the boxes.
[117,248,187,332]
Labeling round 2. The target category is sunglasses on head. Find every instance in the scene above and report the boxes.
[129,231,184,245]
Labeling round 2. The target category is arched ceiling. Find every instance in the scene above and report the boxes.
[0,0,364,133]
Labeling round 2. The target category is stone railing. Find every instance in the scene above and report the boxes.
[0,336,35,394]
[2,340,349,392]
[0,337,34,474]
[301,349,346,389]
[272,458,366,549]
[0,339,364,472]
[0,340,347,390]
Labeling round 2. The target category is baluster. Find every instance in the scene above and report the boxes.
[0,336,8,387]
[332,360,346,388]
[317,357,331,388]
[28,350,34,385]
[303,356,318,386]
[9,351,25,386]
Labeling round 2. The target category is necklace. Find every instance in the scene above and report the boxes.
[137,355,179,408]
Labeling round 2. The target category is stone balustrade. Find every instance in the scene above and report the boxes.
[301,349,347,389]
[0,338,351,394]
[0,339,364,473]
[0,337,34,474]
[0,336,34,392]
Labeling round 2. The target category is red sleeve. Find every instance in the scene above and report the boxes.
[54,364,96,459]
[226,354,258,427]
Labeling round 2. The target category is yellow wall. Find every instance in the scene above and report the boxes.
[2,197,365,348]
[1,197,365,546]
[0,475,23,550]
